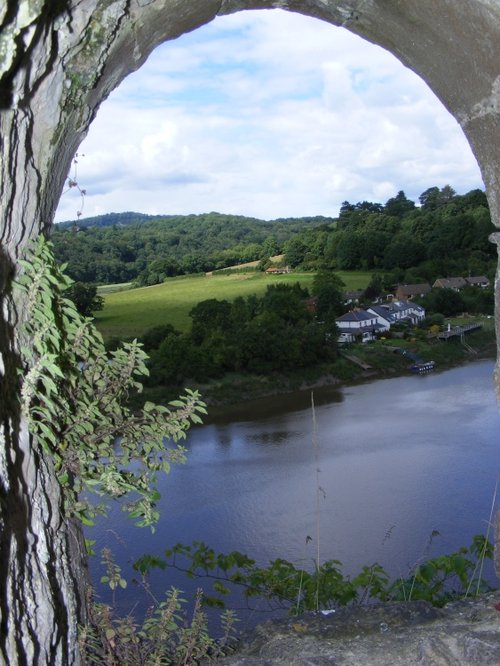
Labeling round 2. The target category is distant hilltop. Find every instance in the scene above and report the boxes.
[56,210,334,230]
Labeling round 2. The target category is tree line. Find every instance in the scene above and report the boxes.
[52,187,496,291]
[282,187,495,284]
[52,211,332,285]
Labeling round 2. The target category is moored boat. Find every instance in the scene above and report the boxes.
[410,360,436,374]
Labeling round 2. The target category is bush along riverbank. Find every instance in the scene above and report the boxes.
[136,316,496,410]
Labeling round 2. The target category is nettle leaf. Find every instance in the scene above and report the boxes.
[16,236,206,527]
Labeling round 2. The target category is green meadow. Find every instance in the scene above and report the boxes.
[94,270,372,339]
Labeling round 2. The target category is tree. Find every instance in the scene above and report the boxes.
[148,332,199,385]
[65,281,104,317]
[421,288,465,316]
[419,185,457,211]
[384,190,415,218]
[283,236,308,267]
[419,186,441,210]
[140,324,181,352]
[335,231,364,269]
[363,274,383,301]
[383,234,426,269]
[189,299,232,344]
[260,283,310,324]
[312,270,346,322]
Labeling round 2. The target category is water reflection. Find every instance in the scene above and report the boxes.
[205,384,344,425]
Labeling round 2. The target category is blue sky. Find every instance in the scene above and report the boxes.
[55,9,483,223]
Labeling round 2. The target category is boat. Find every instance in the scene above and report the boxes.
[410,360,436,374]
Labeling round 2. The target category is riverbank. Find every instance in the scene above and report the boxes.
[140,319,496,413]
[217,592,500,666]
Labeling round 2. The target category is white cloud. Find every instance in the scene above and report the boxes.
[55,9,483,223]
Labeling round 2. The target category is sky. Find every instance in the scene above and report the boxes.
[55,9,484,223]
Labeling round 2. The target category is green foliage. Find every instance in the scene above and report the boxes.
[65,281,104,316]
[390,534,494,606]
[312,270,346,323]
[133,534,493,615]
[52,211,332,285]
[384,190,416,218]
[460,285,494,315]
[53,187,494,299]
[420,313,445,329]
[140,324,181,353]
[362,273,383,301]
[15,237,206,528]
[419,288,465,317]
[144,283,337,386]
[100,548,128,592]
[80,583,237,665]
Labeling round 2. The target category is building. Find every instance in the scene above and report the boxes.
[367,300,426,330]
[432,277,467,291]
[343,290,364,306]
[265,266,290,274]
[336,301,426,343]
[394,283,431,300]
[465,276,490,288]
[336,308,383,343]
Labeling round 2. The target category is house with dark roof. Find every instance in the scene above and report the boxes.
[336,301,426,343]
[465,276,490,288]
[432,277,467,291]
[368,300,425,329]
[343,290,364,306]
[394,283,431,300]
[335,309,383,343]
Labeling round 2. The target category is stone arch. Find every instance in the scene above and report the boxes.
[1,2,500,662]
[2,0,500,361]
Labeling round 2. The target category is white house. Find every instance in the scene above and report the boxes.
[336,301,426,343]
[367,300,425,329]
[336,308,383,342]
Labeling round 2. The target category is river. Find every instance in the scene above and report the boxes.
[88,360,500,628]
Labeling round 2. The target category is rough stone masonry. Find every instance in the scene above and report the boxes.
[217,593,500,665]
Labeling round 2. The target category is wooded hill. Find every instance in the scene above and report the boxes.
[52,186,496,287]
[52,211,332,284]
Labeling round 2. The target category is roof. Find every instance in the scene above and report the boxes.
[367,302,424,328]
[336,309,376,323]
[370,300,424,315]
[433,277,467,289]
[368,305,393,322]
[466,276,489,286]
[395,283,431,297]
[344,290,364,300]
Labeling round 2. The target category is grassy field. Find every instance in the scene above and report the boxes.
[94,270,372,339]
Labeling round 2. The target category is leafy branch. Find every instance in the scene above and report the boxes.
[133,535,494,614]
[15,236,206,528]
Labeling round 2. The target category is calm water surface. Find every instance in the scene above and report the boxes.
[89,360,500,626]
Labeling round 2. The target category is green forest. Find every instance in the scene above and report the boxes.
[52,186,495,288]
[53,211,331,284]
